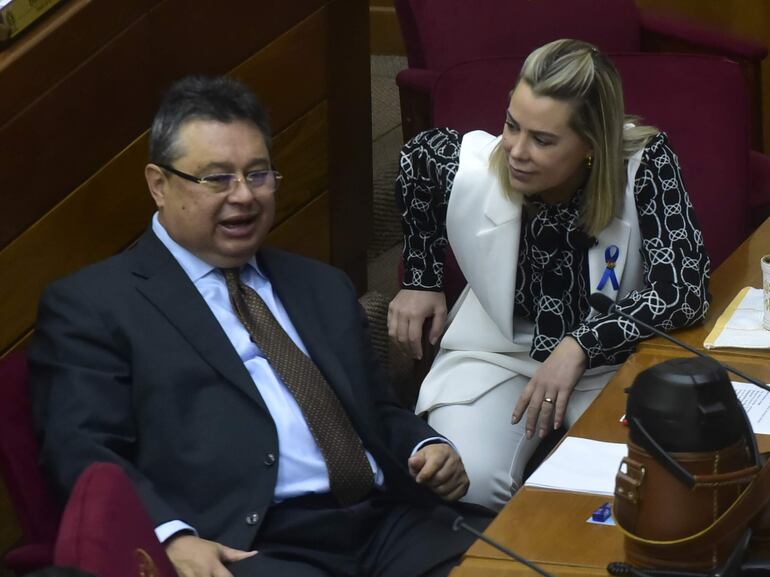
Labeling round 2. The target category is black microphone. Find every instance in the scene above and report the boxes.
[434,507,557,577]
[588,293,770,392]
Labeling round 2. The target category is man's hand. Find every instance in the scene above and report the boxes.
[408,443,469,501]
[511,337,588,439]
[388,289,447,360]
[165,534,257,577]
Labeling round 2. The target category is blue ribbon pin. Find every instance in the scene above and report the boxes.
[597,245,620,291]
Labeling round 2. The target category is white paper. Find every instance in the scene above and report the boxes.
[524,437,627,495]
[524,384,769,497]
[708,289,770,349]
[733,381,770,434]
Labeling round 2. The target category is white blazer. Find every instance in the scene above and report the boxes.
[415,130,646,413]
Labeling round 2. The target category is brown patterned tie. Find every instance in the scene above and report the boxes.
[222,268,374,506]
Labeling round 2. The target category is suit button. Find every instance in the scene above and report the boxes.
[264,453,276,466]
[245,512,260,525]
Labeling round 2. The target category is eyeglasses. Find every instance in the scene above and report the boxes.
[158,163,283,194]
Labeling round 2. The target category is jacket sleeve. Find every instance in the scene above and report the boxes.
[334,269,441,459]
[29,278,181,526]
[570,133,712,368]
[396,128,462,291]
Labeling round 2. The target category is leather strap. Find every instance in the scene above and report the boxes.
[615,443,770,547]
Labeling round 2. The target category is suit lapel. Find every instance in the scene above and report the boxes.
[128,230,269,412]
[448,164,522,341]
[474,187,522,338]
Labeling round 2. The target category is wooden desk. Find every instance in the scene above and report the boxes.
[450,349,770,577]
[639,216,770,359]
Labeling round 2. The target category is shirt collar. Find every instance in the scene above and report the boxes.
[151,213,264,283]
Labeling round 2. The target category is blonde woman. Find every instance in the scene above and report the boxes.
[387,39,711,511]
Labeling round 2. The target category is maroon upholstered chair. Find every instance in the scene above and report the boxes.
[0,350,60,572]
[54,462,177,577]
[394,0,767,149]
[0,352,175,575]
[427,53,770,271]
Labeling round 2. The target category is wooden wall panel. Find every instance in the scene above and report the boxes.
[369,0,405,55]
[266,192,331,262]
[0,135,153,354]
[0,0,328,251]
[231,6,328,133]
[272,103,329,226]
[145,0,325,86]
[328,0,372,289]
[635,0,770,149]
[0,18,155,249]
[0,0,155,125]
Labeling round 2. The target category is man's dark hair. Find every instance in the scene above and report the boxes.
[148,75,272,165]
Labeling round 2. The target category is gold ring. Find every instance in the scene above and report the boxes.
[543,397,554,404]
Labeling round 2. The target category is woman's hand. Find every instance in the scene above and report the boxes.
[511,337,588,439]
[387,289,447,359]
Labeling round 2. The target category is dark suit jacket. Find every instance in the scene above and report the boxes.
[29,229,438,548]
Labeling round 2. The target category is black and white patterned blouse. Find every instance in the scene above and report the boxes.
[396,128,711,369]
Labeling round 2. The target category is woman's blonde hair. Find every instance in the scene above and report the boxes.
[490,39,658,236]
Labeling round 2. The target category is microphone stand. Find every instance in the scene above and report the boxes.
[588,293,769,392]
[447,513,557,577]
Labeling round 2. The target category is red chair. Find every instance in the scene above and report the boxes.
[54,462,177,577]
[0,351,175,576]
[427,53,770,270]
[0,350,60,572]
[394,0,767,149]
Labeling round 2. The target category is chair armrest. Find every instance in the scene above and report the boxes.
[749,151,770,227]
[396,68,438,141]
[3,542,55,573]
[640,13,767,60]
[640,13,767,150]
[54,462,177,577]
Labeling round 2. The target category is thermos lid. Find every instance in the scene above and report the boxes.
[627,356,745,452]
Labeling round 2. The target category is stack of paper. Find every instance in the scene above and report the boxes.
[733,381,770,434]
[524,437,627,495]
[704,288,770,349]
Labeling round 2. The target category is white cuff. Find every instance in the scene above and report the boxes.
[411,436,459,457]
[155,520,197,544]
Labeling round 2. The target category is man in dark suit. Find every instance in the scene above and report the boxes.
[30,76,489,577]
